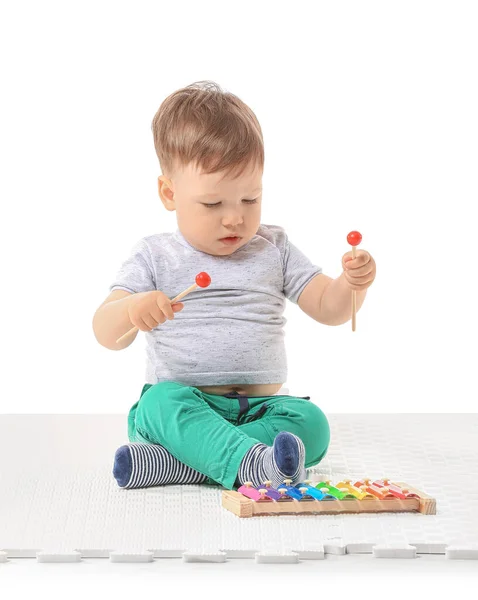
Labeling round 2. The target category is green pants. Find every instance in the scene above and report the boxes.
[128,381,330,490]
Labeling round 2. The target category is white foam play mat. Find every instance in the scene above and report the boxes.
[1,412,477,564]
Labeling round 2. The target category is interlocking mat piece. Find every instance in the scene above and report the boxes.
[1,413,477,564]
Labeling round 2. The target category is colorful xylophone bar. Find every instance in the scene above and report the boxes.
[221,478,436,518]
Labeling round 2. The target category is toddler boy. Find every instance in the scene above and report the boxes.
[92,81,376,491]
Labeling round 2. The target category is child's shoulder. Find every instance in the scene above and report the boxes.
[256,223,288,249]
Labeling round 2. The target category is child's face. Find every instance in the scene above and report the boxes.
[158,161,263,256]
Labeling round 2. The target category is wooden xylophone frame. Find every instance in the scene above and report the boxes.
[222,482,436,518]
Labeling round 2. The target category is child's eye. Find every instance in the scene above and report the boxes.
[202,198,259,208]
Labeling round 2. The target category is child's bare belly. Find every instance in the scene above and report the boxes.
[195,383,283,396]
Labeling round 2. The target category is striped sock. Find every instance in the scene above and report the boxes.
[113,443,207,489]
[236,432,306,489]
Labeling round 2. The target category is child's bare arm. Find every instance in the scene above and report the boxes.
[92,290,138,350]
[93,289,185,351]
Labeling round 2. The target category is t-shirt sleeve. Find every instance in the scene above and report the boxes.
[281,230,323,304]
[109,239,157,294]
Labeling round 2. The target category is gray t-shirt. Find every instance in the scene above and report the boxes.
[109,223,322,386]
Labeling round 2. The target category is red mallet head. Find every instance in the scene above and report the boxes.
[347,231,362,247]
[195,272,211,288]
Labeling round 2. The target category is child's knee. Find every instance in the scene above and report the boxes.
[305,402,330,433]
[302,402,330,465]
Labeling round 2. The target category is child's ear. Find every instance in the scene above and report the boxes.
[158,176,175,211]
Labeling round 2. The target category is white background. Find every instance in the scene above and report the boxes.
[1,0,477,416]
[1,0,477,592]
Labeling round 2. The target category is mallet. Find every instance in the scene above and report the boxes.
[346,231,362,332]
[115,271,212,345]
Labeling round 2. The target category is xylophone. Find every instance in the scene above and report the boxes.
[222,478,436,518]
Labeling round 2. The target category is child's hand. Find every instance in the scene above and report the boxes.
[127,291,184,332]
[341,250,376,291]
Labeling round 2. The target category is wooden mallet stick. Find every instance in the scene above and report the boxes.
[346,231,362,332]
[115,271,211,345]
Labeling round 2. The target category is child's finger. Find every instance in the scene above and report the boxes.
[161,303,175,320]
[150,306,166,324]
[156,295,175,320]
[138,315,158,331]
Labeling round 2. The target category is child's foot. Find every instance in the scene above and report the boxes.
[113,442,207,489]
[236,431,306,489]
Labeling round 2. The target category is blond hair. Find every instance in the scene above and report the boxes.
[151,80,264,182]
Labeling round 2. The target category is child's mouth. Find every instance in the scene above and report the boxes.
[220,236,241,245]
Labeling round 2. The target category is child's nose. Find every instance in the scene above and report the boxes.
[222,212,244,226]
